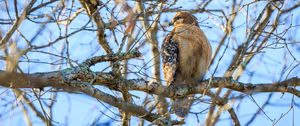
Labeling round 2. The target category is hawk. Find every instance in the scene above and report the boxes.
[162,12,212,118]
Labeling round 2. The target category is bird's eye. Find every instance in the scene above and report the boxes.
[174,16,181,21]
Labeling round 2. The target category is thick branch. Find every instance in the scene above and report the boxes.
[210,77,300,97]
[1,68,299,125]
[81,49,141,67]
[95,76,300,99]
[1,69,299,98]
[0,51,298,125]
[0,71,181,125]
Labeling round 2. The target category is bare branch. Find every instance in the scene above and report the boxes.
[81,49,141,67]
[0,0,36,48]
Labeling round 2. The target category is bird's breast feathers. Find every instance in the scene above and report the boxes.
[172,24,211,82]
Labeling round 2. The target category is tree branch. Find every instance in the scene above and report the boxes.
[0,0,36,48]
[1,69,299,98]
[0,52,299,125]
[81,49,141,67]
[0,68,299,125]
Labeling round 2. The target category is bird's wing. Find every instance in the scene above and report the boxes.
[162,33,179,86]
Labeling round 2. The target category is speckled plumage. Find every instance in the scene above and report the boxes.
[162,12,212,118]
[162,34,179,85]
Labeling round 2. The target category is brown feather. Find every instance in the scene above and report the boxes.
[173,24,211,83]
[162,12,212,118]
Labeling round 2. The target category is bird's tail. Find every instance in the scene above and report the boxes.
[173,95,194,119]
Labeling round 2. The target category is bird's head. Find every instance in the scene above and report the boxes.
[170,12,199,27]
